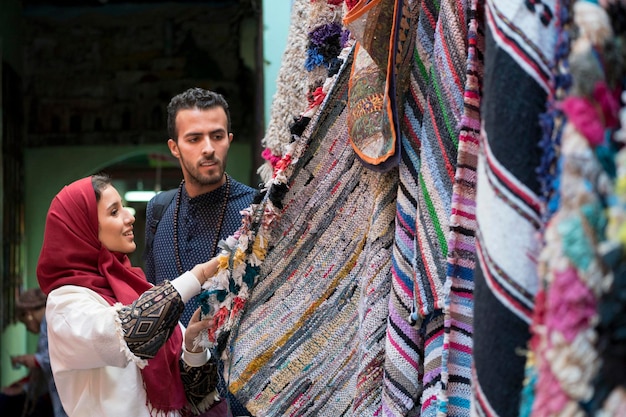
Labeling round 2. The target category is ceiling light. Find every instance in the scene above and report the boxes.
[124,190,156,202]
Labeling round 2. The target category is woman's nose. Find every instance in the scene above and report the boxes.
[123,207,135,223]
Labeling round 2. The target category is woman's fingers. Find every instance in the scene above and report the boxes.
[184,307,212,352]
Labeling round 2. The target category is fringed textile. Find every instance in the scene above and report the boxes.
[535,1,573,222]
[523,1,625,415]
[259,0,349,181]
[518,1,572,415]
[382,0,471,415]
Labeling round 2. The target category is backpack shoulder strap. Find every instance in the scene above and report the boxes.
[145,188,177,252]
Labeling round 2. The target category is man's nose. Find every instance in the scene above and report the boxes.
[202,137,215,155]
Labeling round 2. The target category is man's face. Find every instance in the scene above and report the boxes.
[168,107,233,196]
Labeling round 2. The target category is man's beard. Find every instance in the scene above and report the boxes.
[183,157,225,186]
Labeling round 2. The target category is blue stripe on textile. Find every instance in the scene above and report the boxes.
[447,263,475,281]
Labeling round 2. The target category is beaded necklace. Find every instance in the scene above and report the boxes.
[173,175,231,275]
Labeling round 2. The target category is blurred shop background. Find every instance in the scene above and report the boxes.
[1,0,292,386]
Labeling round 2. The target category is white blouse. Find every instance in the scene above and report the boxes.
[46,272,210,417]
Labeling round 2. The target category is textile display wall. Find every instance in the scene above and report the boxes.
[196,0,626,416]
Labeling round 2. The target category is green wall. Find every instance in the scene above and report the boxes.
[263,0,291,126]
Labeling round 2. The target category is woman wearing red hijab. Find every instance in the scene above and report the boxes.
[37,174,220,417]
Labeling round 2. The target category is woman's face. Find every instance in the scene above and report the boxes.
[97,185,136,254]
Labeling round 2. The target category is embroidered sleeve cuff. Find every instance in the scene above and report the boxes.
[182,346,211,367]
[171,271,202,303]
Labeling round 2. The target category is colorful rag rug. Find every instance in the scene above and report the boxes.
[472,0,558,416]
[259,0,350,181]
[225,47,400,417]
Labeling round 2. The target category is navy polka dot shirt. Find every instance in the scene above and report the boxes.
[144,175,257,326]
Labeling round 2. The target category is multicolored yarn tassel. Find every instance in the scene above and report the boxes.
[524,1,625,415]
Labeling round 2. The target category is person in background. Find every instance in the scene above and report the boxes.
[36,174,221,417]
[1,288,64,417]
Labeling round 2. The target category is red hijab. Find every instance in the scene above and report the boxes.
[37,176,187,415]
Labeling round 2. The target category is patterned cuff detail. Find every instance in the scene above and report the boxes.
[180,355,220,413]
[118,281,184,359]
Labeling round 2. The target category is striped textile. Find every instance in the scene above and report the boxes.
[412,0,468,318]
[472,1,558,416]
[226,49,399,416]
[440,1,484,415]
[382,0,474,416]
[518,2,571,415]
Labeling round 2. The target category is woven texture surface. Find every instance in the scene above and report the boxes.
[227,49,398,416]
[227,0,480,415]
[381,2,476,416]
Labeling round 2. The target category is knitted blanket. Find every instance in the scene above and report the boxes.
[472,1,557,415]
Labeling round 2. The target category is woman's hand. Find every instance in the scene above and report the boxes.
[190,257,220,286]
[184,307,212,353]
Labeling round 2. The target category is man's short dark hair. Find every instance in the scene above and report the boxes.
[167,88,231,141]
